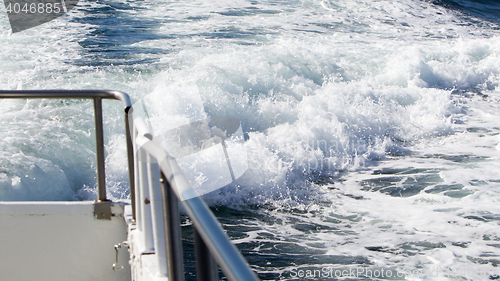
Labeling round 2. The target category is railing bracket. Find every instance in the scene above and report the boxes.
[94,200,112,220]
[113,242,128,271]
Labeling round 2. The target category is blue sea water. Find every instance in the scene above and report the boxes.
[1,0,500,279]
[432,0,500,25]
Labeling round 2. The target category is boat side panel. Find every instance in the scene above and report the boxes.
[0,202,131,281]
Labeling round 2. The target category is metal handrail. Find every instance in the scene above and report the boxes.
[134,118,259,281]
[0,90,136,217]
[0,90,259,280]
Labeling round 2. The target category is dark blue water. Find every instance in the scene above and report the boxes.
[431,0,500,26]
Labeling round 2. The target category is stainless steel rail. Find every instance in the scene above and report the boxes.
[135,118,260,281]
[184,196,257,281]
[0,90,136,219]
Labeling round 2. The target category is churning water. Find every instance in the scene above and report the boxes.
[1,0,500,279]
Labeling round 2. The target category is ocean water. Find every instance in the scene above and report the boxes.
[1,0,500,279]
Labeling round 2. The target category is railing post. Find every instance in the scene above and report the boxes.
[195,229,218,281]
[139,147,154,251]
[133,135,143,230]
[160,172,185,281]
[124,109,136,221]
[131,121,142,280]
[147,155,168,276]
[93,97,107,202]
